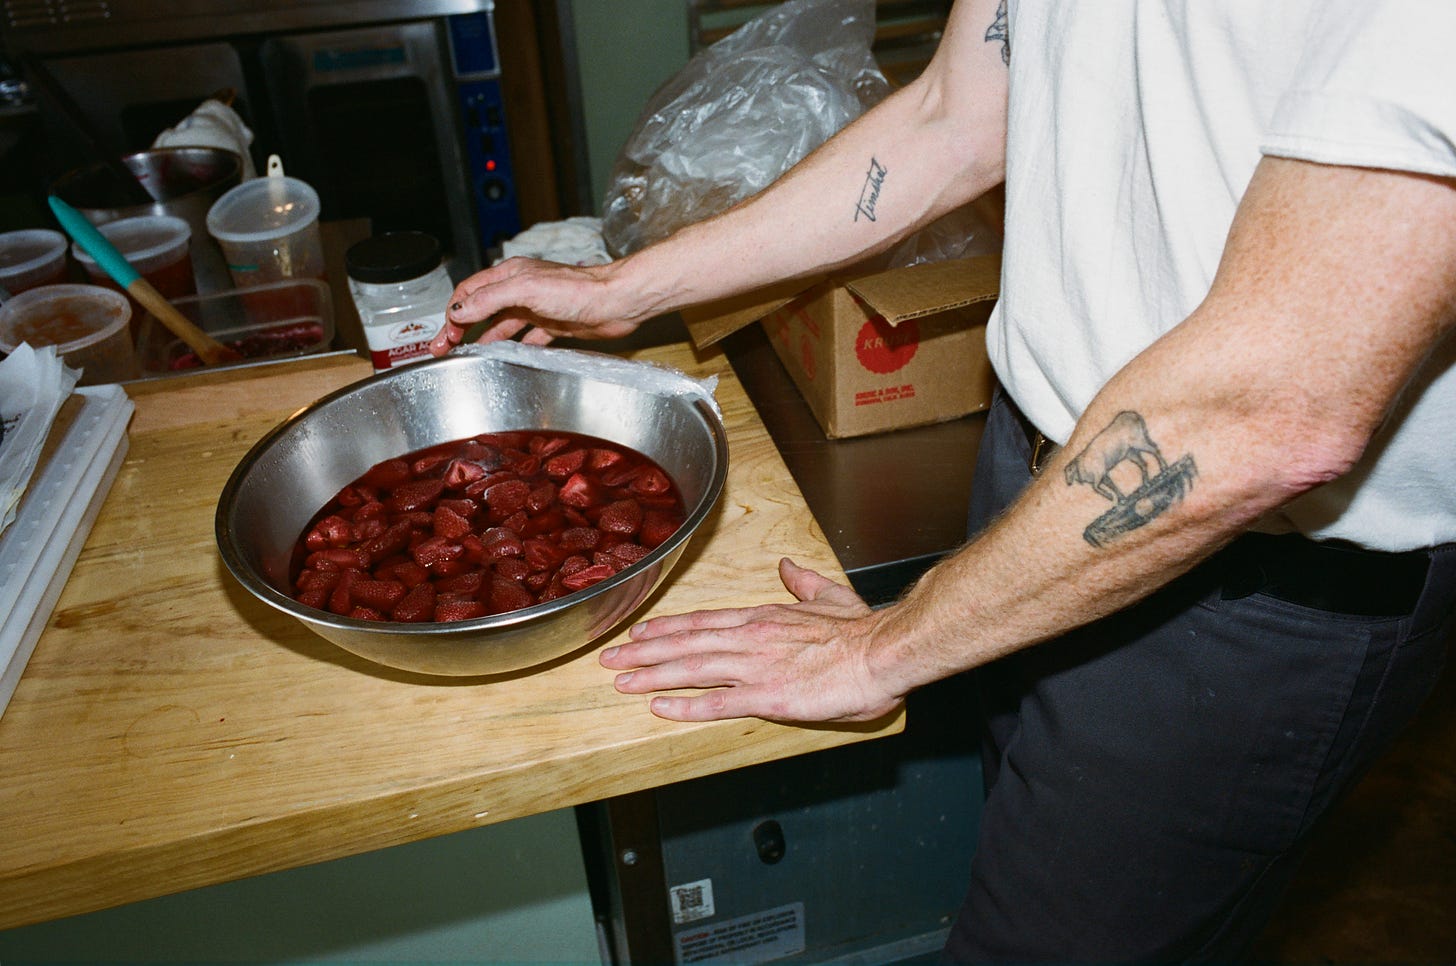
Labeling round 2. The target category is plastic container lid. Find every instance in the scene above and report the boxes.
[345,231,444,284]
[0,283,130,355]
[206,175,321,244]
[71,215,191,276]
[0,229,68,289]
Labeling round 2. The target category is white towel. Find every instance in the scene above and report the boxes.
[152,99,257,179]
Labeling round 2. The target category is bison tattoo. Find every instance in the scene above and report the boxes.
[1063,410,1198,547]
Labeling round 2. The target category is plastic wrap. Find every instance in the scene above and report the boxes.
[601,0,890,257]
[452,341,721,419]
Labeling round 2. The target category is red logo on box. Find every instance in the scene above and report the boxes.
[855,315,918,374]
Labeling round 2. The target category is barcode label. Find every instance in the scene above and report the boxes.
[669,877,716,924]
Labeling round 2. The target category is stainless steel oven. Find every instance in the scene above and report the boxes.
[2,0,585,279]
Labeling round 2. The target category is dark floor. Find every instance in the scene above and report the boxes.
[1247,646,1456,964]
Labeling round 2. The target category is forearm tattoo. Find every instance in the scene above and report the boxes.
[986,0,1010,65]
[1062,411,1198,547]
[855,157,887,222]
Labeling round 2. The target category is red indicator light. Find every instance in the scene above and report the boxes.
[486,159,497,171]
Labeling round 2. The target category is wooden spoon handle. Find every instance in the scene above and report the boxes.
[126,279,242,366]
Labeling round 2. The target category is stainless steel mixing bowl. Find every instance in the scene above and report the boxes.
[216,352,728,676]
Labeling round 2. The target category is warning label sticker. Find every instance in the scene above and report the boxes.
[674,902,806,964]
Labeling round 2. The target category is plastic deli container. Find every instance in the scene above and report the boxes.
[71,215,195,341]
[206,175,325,288]
[135,277,334,375]
[0,284,139,384]
[0,229,69,295]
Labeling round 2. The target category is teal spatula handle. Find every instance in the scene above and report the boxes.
[47,195,141,288]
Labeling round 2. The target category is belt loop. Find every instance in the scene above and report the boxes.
[1408,542,1456,634]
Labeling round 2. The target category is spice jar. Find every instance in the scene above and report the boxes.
[346,231,454,371]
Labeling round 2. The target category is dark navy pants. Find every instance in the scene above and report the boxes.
[942,392,1456,963]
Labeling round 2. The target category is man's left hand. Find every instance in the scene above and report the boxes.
[599,558,902,723]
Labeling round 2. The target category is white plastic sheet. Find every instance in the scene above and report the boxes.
[0,344,81,535]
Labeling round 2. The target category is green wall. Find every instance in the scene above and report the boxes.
[570,0,691,211]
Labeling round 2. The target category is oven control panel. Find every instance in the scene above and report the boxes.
[449,11,522,254]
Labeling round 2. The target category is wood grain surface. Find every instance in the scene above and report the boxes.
[0,346,902,931]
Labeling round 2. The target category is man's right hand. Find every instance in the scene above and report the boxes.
[428,256,645,354]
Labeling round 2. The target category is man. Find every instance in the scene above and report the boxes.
[432,1,1456,959]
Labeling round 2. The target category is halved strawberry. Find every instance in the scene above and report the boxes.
[559,472,599,508]
[561,562,616,592]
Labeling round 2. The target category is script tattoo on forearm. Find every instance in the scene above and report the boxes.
[855,157,887,222]
[1061,411,1198,547]
[986,0,1010,65]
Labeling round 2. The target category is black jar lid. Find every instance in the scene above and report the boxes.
[345,231,443,284]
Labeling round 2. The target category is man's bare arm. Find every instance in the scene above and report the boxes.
[432,0,1010,348]
[606,158,1456,723]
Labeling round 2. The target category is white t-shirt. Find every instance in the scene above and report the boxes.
[987,1,1456,551]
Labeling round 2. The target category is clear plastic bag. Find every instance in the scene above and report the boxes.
[600,0,890,258]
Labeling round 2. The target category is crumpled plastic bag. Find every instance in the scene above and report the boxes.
[601,0,890,258]
[600,0,999,269]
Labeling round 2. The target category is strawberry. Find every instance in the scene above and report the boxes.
[387,478,445,512]
[351,516,386,543]
[598,499,643,536]
[352,579,407,611]
[307,547,369,572]
[483,528,525,560]
[495,557,531,582]
[390,560,431,588]
[359,521,412,563]
[411,535,464,569]
[560,526,601,552]
[483,478,530,514]
[443,458,487,490]
[435,598,488,622]
[561,562,615,592]
[524,537,566,572]
[640,510,682,549]
[609,543,651,567]
[411,453,450,477]
[630,467,672,496]
[360,458,412,489]
[529,434,572,456]
[305,514,354,550]
[433,505,473,540]
[589,448,625,471]
[545,448,587,478]
[526,481,557,512]
[437,497,478,518]
[391,583,436,622]
[436,571,484,596]
[489,577,535,614]
[559,472,598,509]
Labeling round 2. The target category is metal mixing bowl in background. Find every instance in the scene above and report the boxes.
[50,146,243,294]
[216,352,729,677]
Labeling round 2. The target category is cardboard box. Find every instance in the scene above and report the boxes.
[682,253,1001,438]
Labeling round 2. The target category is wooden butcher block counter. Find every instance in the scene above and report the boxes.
[0,342,902,931]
